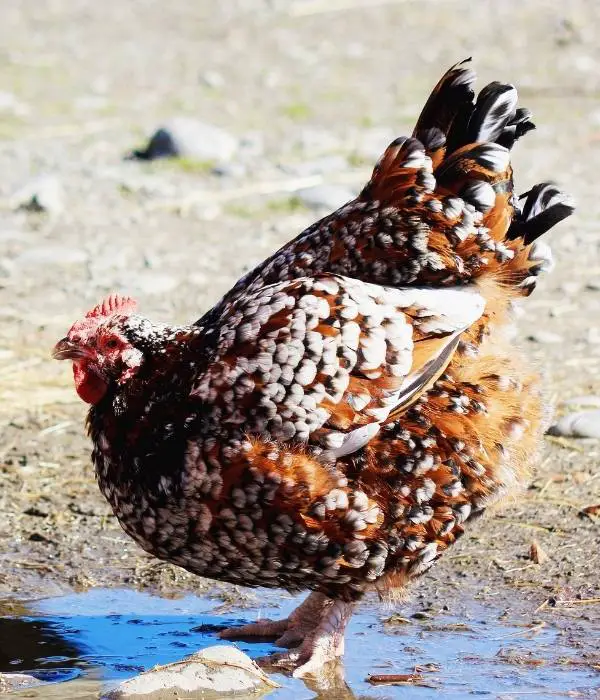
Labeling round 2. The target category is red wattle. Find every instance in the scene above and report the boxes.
[73,362,108,404]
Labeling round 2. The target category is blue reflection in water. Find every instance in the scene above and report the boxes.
[0,588,596,699]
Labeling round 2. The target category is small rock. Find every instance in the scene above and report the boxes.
[105,646,278,698]
[529,540,549,564]
[548,410,600,439]
[130,118,237,163]
[0,673,45,693]
[13,174,64,215]
[297,184,355,211]
[526,330,562,344]
[585,280,600,291]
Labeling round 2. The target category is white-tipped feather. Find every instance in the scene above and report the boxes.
[330,422,381,458]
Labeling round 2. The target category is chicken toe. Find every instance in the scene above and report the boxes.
[220,592,354,677]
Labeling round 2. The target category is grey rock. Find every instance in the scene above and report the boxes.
[14,245,87,268]
[132,118,237,163]
[0,673,45,693]
[297,184,355,211]
[526,330,562,344]
[13,174,64,215]
[105,645,278,698]
[548,410,600,439]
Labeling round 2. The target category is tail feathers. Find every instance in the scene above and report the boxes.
[412,58,476,165]
[436,142,511,186]
[466,82,519,144]
[360,61,573,296]
[413,58,535,162]
[507,184,576,244]
[497,107,535,149]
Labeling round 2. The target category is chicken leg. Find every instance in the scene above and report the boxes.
[219,592,354,677]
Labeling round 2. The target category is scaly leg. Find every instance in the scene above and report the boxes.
[219,591,354,677]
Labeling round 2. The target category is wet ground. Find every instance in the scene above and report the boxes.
[1,588,598,699]
[0,0,599,698]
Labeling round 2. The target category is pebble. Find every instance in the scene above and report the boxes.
[526,330,562,344]
[105,646,278,698]
[130,118,238,162]
[13,175,64,215]
[548,410,600,439]
[0,673,44,693]
[297,184,355,211]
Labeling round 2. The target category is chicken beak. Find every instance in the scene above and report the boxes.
[52,338,91,361]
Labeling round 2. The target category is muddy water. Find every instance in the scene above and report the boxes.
[0,588,597,699]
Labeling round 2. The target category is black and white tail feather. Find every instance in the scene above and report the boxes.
[367,58,574,293]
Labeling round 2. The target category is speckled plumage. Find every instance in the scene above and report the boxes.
[55,60,574,676]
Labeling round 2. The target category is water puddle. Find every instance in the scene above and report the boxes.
[0,588,597,698]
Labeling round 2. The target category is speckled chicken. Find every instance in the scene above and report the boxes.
[53,60,573,677]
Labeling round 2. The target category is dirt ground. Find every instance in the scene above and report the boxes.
[0,0,598,669]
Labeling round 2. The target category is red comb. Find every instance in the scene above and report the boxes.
[86,294,137,319]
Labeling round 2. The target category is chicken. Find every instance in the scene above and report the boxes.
[53,59,574,678]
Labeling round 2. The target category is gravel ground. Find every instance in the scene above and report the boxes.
[0,0,598,673]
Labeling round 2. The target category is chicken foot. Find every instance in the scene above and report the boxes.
[219,591,354,677]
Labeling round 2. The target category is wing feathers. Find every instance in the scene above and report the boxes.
[199,275,485,459]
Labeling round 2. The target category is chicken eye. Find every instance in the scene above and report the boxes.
[104,338,119,350]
